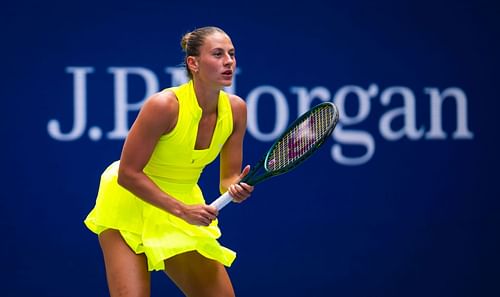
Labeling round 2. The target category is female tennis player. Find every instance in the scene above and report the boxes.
[84,26,254,297]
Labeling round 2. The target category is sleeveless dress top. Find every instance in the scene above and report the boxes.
[84,80,236,271]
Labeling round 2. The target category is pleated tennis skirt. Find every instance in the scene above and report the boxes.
[84,161,236,271]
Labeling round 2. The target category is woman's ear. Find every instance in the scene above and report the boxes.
[186,56,199,74]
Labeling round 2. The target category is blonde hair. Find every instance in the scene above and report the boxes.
[180,26,228,79]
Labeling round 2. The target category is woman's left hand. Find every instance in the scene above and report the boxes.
[228,165,254,203]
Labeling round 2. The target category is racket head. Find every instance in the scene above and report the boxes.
[263,102,339,175]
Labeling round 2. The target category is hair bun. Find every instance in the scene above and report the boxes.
[180,32,191,52]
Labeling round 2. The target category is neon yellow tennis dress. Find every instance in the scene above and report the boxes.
[84,80,236,271]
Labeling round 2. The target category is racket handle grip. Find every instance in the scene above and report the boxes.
[210,191,234,211]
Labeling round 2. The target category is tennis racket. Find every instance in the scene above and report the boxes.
[210,102,339,210]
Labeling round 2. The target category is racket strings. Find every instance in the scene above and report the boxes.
[267,105,335,171]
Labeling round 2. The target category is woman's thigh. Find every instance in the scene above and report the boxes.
[98,229,150,297]
[164,251,235,297]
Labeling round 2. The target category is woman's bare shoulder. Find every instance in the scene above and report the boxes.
[145,89,179,112]
[227,94,247,130]
[228,94,246,114]
[136,90,179,134]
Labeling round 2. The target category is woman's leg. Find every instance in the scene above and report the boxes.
[98,229,151,297]
[164,251,235,297]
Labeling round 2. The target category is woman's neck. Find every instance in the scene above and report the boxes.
[192,79,220,114]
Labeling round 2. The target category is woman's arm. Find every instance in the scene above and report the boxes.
[117,91,217,226]
[219,94,254,202]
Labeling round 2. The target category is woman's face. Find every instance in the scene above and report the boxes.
[193,32,236,88]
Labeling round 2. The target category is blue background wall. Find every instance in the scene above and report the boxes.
[2,0,499,296]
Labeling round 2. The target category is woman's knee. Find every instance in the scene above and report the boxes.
[164,251,235,297]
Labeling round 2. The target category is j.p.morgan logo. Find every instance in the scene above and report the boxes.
[48,67,473,166]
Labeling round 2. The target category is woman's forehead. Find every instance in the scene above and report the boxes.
[203,32,233,49]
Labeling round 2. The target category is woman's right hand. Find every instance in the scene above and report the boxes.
[178,204,219,226]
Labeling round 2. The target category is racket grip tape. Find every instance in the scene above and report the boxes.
[210,191,234,211]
